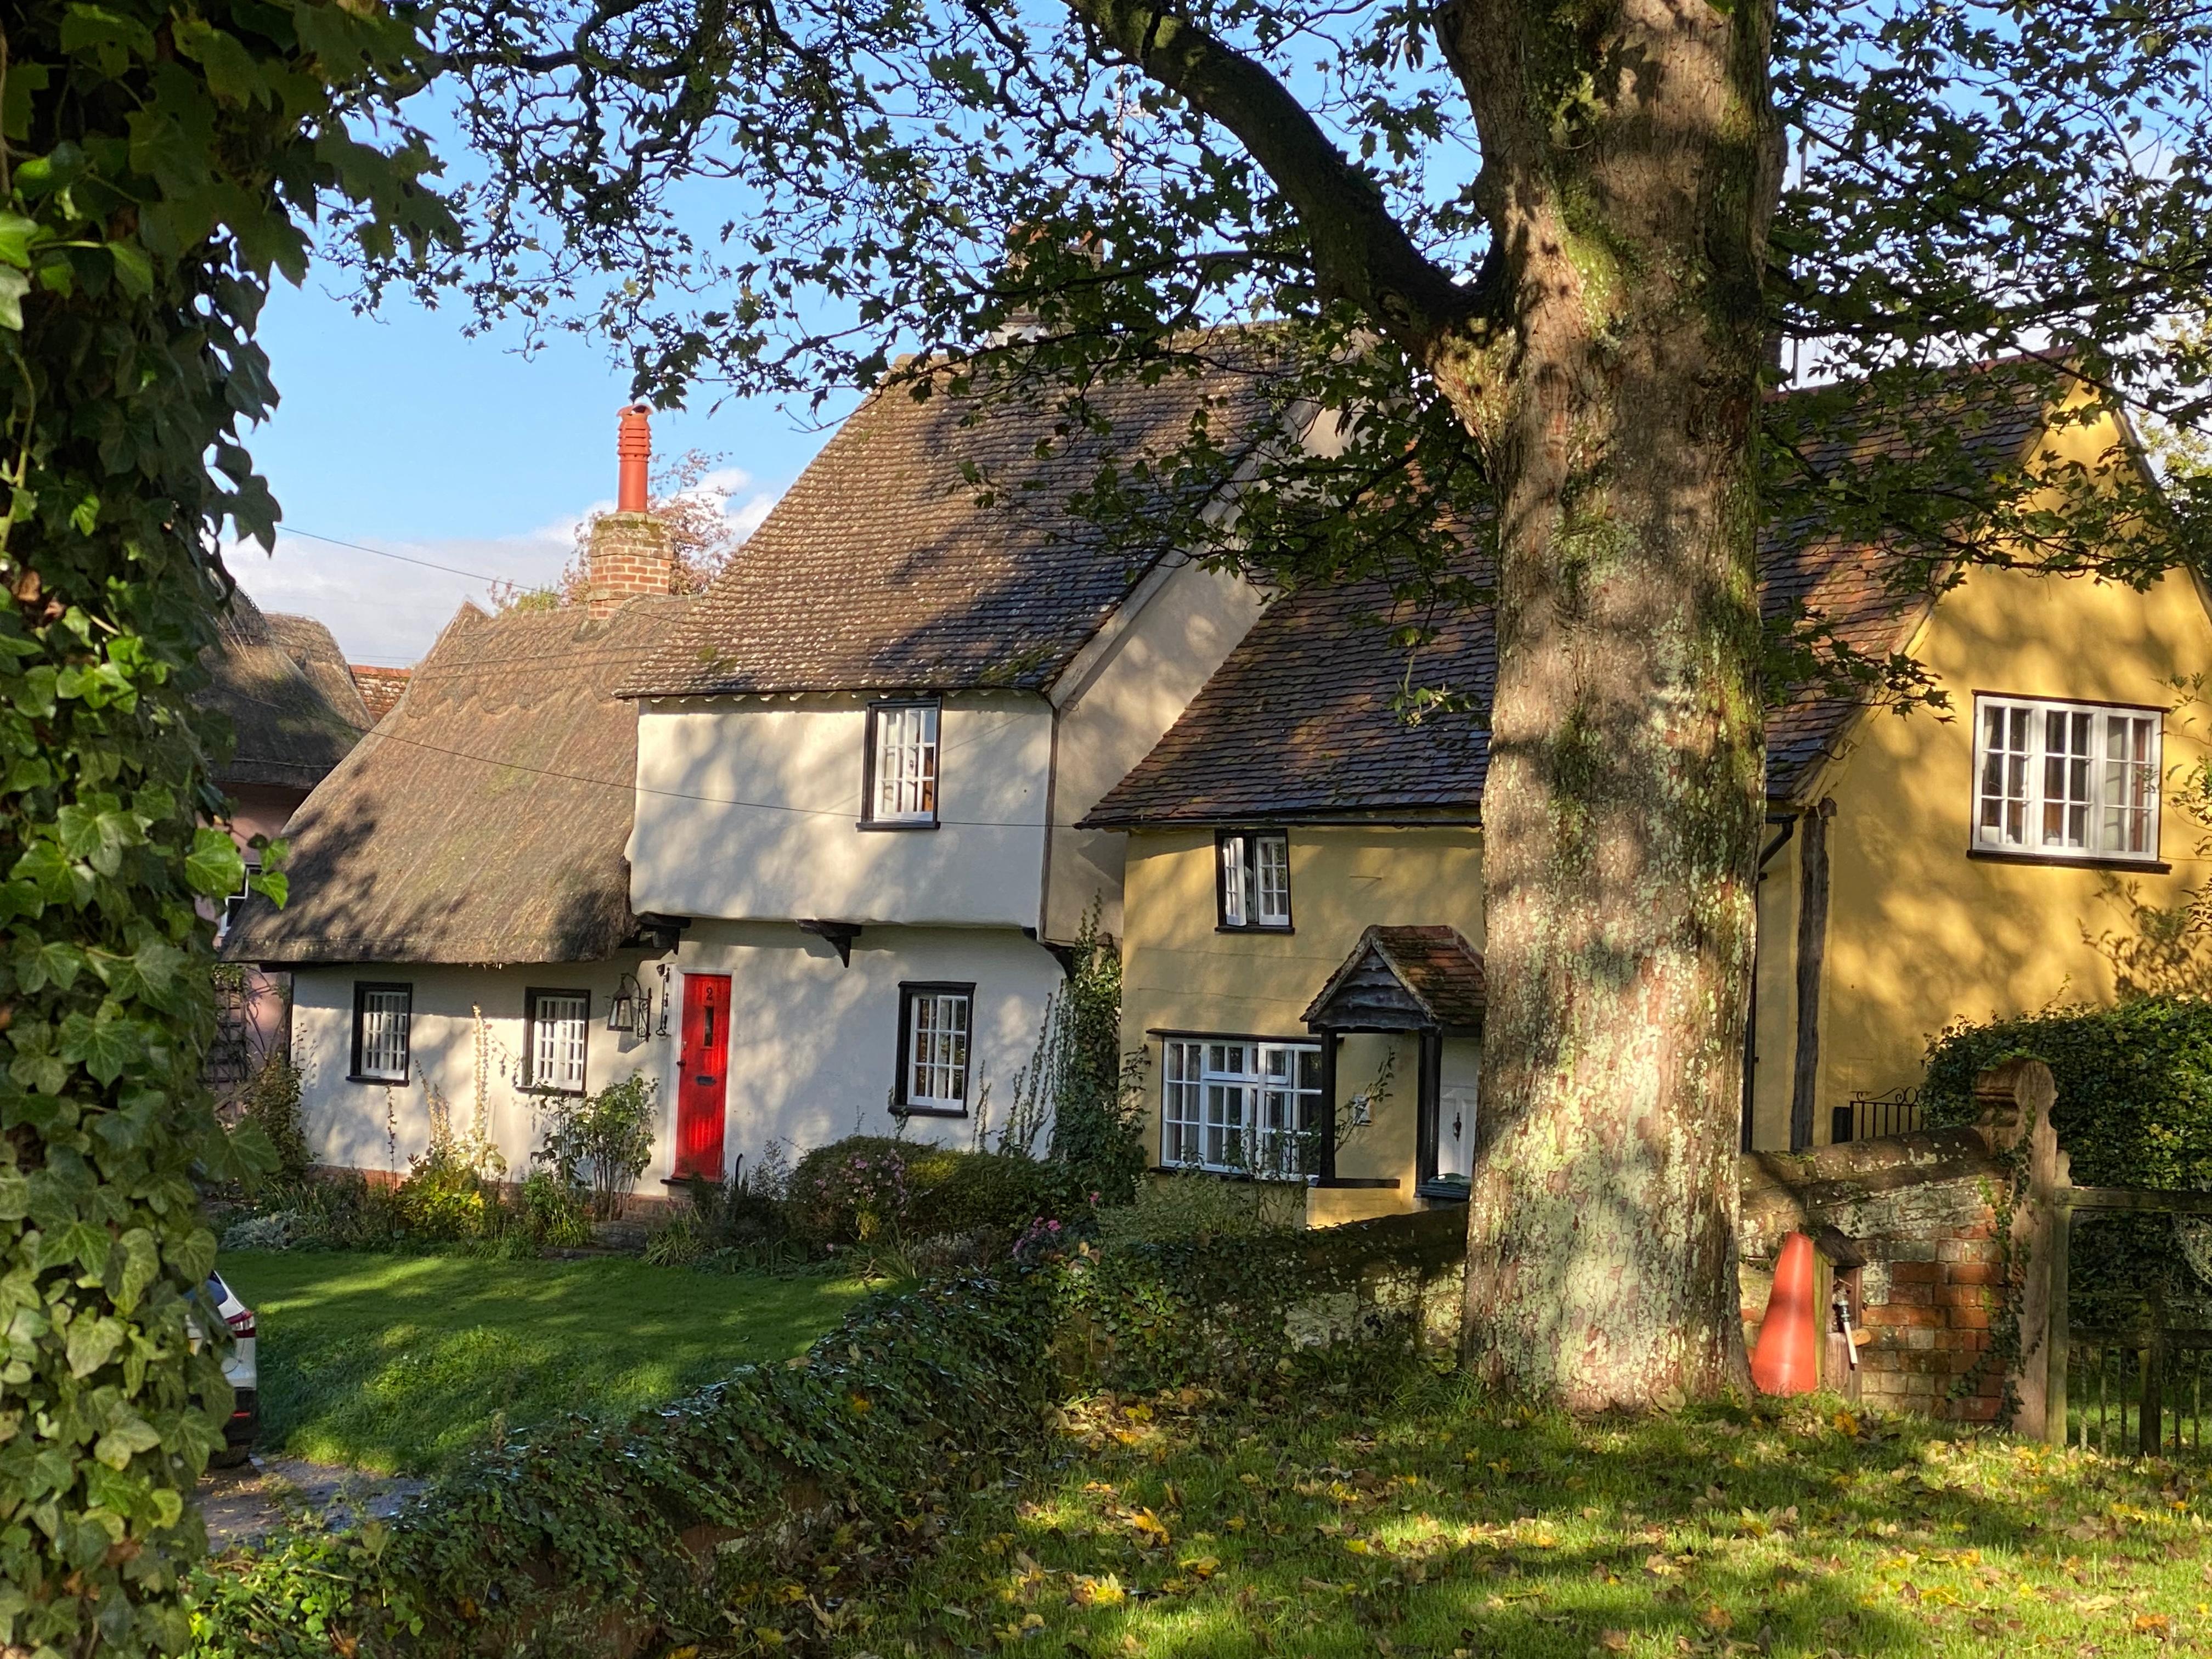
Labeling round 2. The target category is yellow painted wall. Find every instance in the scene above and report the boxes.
[1119,824,1483,1219]
[1748,557,2212,1148]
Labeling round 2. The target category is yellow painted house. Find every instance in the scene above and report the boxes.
[1084,377,2212,1225]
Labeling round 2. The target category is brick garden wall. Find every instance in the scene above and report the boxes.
[1739,1126,2012,1421]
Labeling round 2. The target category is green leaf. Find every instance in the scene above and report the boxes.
[15,937,87,991]
[65,1313,125,1379]
[173,19,269,105]
[0,213,40,269]
[58,1007,143,1085]
[104,241,151,298]
[0,268,27,331]
[185,827,245,898]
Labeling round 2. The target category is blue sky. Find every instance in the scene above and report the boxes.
[223,273,847,665]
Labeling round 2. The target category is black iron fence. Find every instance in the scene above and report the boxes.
[1830,1088,1923,1146]
[2066,1319,2212,1457]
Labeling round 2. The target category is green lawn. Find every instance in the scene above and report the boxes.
[756,1362,2212,1658]
[219,1250,881,1475]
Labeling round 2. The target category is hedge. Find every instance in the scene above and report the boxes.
[186,1269,1060,1657]
[1922,997,2212,1189]
[1923,997,2212,1316]
[783,1136,1092,1249]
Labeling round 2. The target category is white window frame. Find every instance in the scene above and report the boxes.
[526,988,590,1095]
[1971,694,2162,864]
[352,983,412,1084]
[1218,831,1292,929]
[1160,1037,1321,1177]
[898,982,972,1112]
[867,700,940,826]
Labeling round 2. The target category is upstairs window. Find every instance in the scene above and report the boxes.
[1218,831,1292,929]
[1973,695,2162,862]
[896,981,972,1112]
[351,983,412,1083]
[526,989,590,1094]
[866,701,940,826]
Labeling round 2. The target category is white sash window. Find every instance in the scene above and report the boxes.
[352,983,412,1083]
[526,989,590,1094]
[1218,831,1292,929]
[1973,696,2162,862]
[1161,1038,1320,1176]
[870,702,940,825]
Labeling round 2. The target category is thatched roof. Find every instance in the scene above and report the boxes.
[223,594,693,967]
[202,592,370,791]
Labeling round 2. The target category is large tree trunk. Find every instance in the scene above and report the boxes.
[1436,0,1784,1409]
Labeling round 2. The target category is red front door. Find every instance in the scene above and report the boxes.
[675,974,731,1180]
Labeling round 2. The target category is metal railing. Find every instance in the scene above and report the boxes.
[1831,1088,1922,1146]
[2067,1314,2212,1456]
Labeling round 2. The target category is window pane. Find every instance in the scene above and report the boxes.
[2041,708,2094,848]
[1978,703,2030,847]
[875,704,940,820]
[907,991,969,1106]
[1162,1041,1201,1165]
[2100,713,2159,855]
[1220,836,1247,926]
[1256,835,1290,924]
[358,987,410,1080]
[532,991,589,1092]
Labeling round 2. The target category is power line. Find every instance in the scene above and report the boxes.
[273,527,539,587]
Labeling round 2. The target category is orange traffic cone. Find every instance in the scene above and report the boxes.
[1750,1232,1820,1395]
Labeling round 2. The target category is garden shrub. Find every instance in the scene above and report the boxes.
[1096,1171,1305,1244]
[646,1154,796,1267]
[535,1073,659,1221]
[392,1136,506,1243]
[1040,911,1149,1205]
[512,1170,593,1249]
[911,1149,1093,1240]
[235,1053,310,1180]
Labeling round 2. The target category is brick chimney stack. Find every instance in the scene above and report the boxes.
[586,404,675,618]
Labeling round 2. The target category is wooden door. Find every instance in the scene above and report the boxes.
[676,973,731,1181]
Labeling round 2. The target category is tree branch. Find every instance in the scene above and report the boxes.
[1059,0,1488,362]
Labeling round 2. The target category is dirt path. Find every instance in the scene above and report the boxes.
[198,1455,430,1551]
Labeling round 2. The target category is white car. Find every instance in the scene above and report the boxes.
[203,1270,259,1465]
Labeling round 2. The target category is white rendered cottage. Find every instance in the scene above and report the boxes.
[613,360,1283,1179]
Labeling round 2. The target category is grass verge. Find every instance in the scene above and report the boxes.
[752,1356,2212,1658]
[220,1248,882,1474]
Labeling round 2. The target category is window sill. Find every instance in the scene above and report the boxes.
[1315,1176,1402,1190]
[1149,1164,1315,1184]
[1215,922,1294,935]
[1416,1178,1471,1203]
[893,1103,968,1118]
[1967,847,2170,874]
[857,819,939,833]
[347,1074,408,1085]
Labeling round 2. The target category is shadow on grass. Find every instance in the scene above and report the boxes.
[788,1355,2208,1658]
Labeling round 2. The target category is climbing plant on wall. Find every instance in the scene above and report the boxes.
[0,5,446,1650]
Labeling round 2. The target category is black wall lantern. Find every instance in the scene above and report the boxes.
[608,972,645,1037]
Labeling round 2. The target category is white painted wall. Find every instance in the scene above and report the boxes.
[290,956,673,1184]
[679,919,1066,1169]
[629,692,1052,927]
[1044,556,1263,940]
[289,922,1065,1188]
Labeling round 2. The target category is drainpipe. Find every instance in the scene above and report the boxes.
[1788,798,1838,1153]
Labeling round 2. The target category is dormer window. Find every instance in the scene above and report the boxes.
[864,700,940,828]
[1218,830,1291,929]
[1972,694,2162,863]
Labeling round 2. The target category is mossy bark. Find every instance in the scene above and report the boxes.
[1430,0,1782,1409]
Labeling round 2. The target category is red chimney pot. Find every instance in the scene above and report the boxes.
[617,404,651,512]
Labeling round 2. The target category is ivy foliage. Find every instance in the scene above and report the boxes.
[1923,998,2212,1321]
[187,1269,1063,1657]
[0,4,445,1652]
[1922,998,2212,1192]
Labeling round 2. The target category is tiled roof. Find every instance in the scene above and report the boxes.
[224,593,692,966]
[620,348,1282,698]
[1090,368,2050,826]
[351,666,411,723]
[1303,925,1489,1030]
